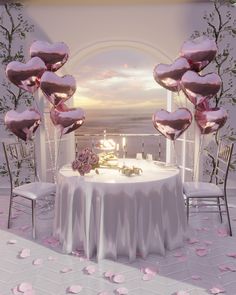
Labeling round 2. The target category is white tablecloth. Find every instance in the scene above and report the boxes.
[54,159,187,261]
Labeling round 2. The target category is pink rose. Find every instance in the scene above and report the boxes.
[88,153,99,165]
[82,163,92,174]
[72,159,82,170]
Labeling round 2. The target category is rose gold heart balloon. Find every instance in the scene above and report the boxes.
[40,71,76,106]
[181,71,222,106]
[152,108,192,141]
[50,103,85,135]
[5,108,41,141]
[6,57,46,93]
[153,57,190,92]
[195,107,228,135]
[30,40,69,72]
[180,36,217,72]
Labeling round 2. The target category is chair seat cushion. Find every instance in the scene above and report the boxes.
[183,182,223,198]
[13,182,56,200]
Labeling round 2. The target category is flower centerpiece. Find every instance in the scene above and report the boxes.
[72,148,99,176]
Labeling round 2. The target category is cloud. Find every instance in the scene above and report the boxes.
[73,48,166,110]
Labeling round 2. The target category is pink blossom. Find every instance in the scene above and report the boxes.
[89,154,99,165]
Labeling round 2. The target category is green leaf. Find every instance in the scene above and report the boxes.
[228,136,236,141]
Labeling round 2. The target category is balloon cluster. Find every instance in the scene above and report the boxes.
[152,36,227,140]
[5,40,85,141]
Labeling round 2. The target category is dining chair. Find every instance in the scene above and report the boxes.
[2,141,56,239]
[183,140,234,236]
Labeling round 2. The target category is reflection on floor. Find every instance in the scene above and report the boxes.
[0,194,236,295]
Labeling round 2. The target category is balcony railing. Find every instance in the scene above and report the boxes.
[75,132,166,161]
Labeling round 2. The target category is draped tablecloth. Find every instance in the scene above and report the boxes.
[53,159,187,261]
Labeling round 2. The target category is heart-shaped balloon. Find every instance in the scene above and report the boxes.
[6,57,46,94]
[5,108,41,141]
[195,107,228,135]
[40,71,76,106]
[180,36,217,72]
[152,108,192,141]
[181,71,222,106]
[30,40,69,72]
[153,57,190,92]
[50,103,85,135]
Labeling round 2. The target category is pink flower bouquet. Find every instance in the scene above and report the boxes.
[72,148,99,176]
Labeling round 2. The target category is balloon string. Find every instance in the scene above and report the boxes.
[34,93,56,183]
[193,134,203,182]
[172,140,178,167]
[55,132,62,183]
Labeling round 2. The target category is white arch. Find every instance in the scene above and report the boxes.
[64,39,172,73]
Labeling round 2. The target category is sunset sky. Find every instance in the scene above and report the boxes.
[72,48,167,111]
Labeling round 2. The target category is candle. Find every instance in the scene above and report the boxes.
[122,137,126,149]
[116,143,119,151]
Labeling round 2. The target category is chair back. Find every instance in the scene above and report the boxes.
[215,140,234,191]
[2,141,38,191]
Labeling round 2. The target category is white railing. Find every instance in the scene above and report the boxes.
[75,132,166,161]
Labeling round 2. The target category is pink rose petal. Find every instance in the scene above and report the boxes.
[84,265,96,274]
[218,264,236,272]
[218,265,230,272]
[68,285,82,294]
[104,271,114,279]
[209,287,225,294]
[12,287,21,295]
[142,273,155,281]
[98,292,110,295]
[188,238,199,245]
[176,291,190,295]
[191,275,201,280]
[143,266,158,275]
[33,258,43,266]
[18,282,33,292]
[7,239,17,244]
[116,287,128,295]
[60,267,72,273]
[113,274,125,284]
[227,252,236,258]
[195,248,208,257]
[19,248,30,258]
[228,266,236,272]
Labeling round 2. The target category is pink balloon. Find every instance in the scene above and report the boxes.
[181,71,222,106]
[153,57,190,92]
[50,103,85,135]
[195,107,228,134]
[5,108,41,141]
[152,108,192,141]
[6,57,46,94]
[30,40,69,72]
[180,36,217,72]
[40,71,76,106]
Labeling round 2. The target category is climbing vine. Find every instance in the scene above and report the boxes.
[0,3,34,179]
[191,0,236,181]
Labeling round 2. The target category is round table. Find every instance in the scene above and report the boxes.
[53,159,187,261]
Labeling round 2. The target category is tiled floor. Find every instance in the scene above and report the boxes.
[0,194,236,295]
